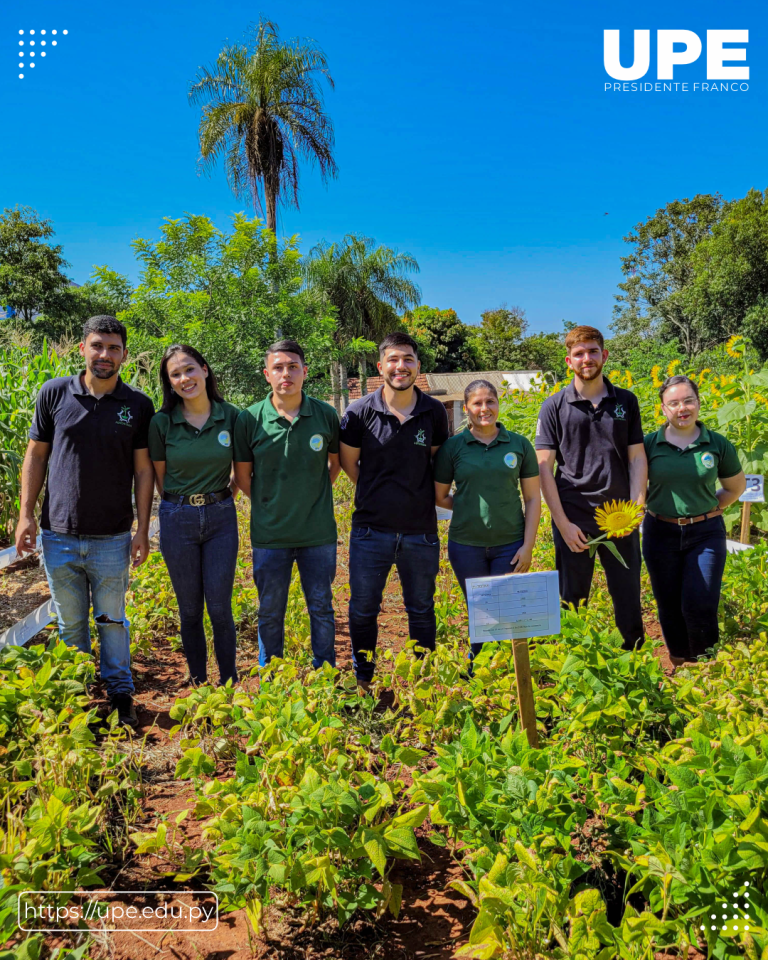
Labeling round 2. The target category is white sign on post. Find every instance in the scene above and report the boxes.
[740,475,764,503]
[466,570,561,644]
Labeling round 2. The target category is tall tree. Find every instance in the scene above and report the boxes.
[611,194,723,359]
[404,306,477,373]
[472,304,528,369]
[0,207,71,332]
[120,213,335,404]
[189,18,337,233]
[304,235,421,409]
[684,189,768,360]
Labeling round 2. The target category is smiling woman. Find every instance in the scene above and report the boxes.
[148,344,241,688]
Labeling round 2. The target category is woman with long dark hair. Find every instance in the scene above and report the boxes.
[148,345,241,686]
[643,374,745,667]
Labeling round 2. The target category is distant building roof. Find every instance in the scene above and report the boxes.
[339,369,541,404]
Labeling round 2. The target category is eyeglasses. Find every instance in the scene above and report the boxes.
[663,398,698,410]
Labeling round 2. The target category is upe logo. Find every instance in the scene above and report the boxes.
[604,29,749,82]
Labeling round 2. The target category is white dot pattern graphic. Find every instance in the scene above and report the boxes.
[15,28,68,77]
[700,885,754,936]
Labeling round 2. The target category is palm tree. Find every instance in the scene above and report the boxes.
[189,18,337,233]
[303,235,422,410]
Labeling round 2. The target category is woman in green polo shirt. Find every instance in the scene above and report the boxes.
[148,344,241,687]
[643,374,746,667]
[434,379,541,661]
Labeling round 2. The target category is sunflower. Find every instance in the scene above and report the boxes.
[726,334,744,358]
[666,359,681,377]
[624,370,634,387]
[651,365,663,388]
[594,500,644,539]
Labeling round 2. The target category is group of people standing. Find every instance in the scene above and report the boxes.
[14,316,746,728]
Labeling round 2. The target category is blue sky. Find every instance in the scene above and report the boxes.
[1,0,765,334]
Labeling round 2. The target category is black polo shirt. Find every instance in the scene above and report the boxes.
[339,386,450,534]
[29,374,155,536]
[535,379,643,535]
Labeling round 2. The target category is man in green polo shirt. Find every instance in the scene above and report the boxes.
[234,339,340,669]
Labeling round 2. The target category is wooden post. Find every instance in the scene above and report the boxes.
[512,638,539,748]
[740,501,752,545]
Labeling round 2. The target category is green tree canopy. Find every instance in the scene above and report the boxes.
[304,234,421,403]
[118,213,335,404]
[472,304,528,369]
[189,18,337,233]
[684,188,768,360]
[612,194,723,358]
[0,207,72,337]
[403,306,477,372]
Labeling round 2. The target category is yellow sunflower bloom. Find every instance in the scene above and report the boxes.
[594,500,644,539]
[667,359,681,376]
[697,368,711,383]
[624,370,634,386]
[651,365,663,388]
[725,334,743,358]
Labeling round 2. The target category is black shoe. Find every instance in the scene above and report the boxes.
[109,694,138,729]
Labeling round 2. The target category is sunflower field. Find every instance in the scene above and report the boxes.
[500,335,768,536]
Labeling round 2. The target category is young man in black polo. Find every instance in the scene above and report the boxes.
[535,325,648,650]
[339,332,450,690]
[14,316,155,727]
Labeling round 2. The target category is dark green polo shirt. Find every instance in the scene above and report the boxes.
[433,425,539,546]
[644,423,742,518]
[234,392,339,549]
[148,401,240,496]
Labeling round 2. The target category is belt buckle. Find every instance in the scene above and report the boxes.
[677,516,691,526]
[189,494,206,507]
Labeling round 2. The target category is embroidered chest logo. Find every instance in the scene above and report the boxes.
[700,452,715,469]
[309,434,324,452]
[504,452,518,469]
[116,405,133,426]
[414,428,427,447]
[613,403,626,420]
[218,431,231,447]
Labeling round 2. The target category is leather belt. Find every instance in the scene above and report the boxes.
[646,507,722,526]
[162,488,231,507]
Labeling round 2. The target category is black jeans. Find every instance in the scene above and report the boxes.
[159,496,239,685]
[553,524,644,649]
[642,513,727,660]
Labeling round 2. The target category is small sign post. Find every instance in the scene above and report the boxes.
[739,475,764,545]
[512,639,539,748]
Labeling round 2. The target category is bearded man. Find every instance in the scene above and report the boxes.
[339,332,450,690]
[14,315,155,727]
[535,325,647,650]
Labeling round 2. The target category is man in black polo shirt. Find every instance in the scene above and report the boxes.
[535,325,647,650]
[339,332,450,689]
[14,316,155,727]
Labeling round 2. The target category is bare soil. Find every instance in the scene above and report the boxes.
[7,533,683,959]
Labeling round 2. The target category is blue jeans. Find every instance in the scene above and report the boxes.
[642,513,727,660]
[448,538,525,660]
[159,496,239,685]
[252,544,337,669]
[348,526,440,682]
[41,529,133,698]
